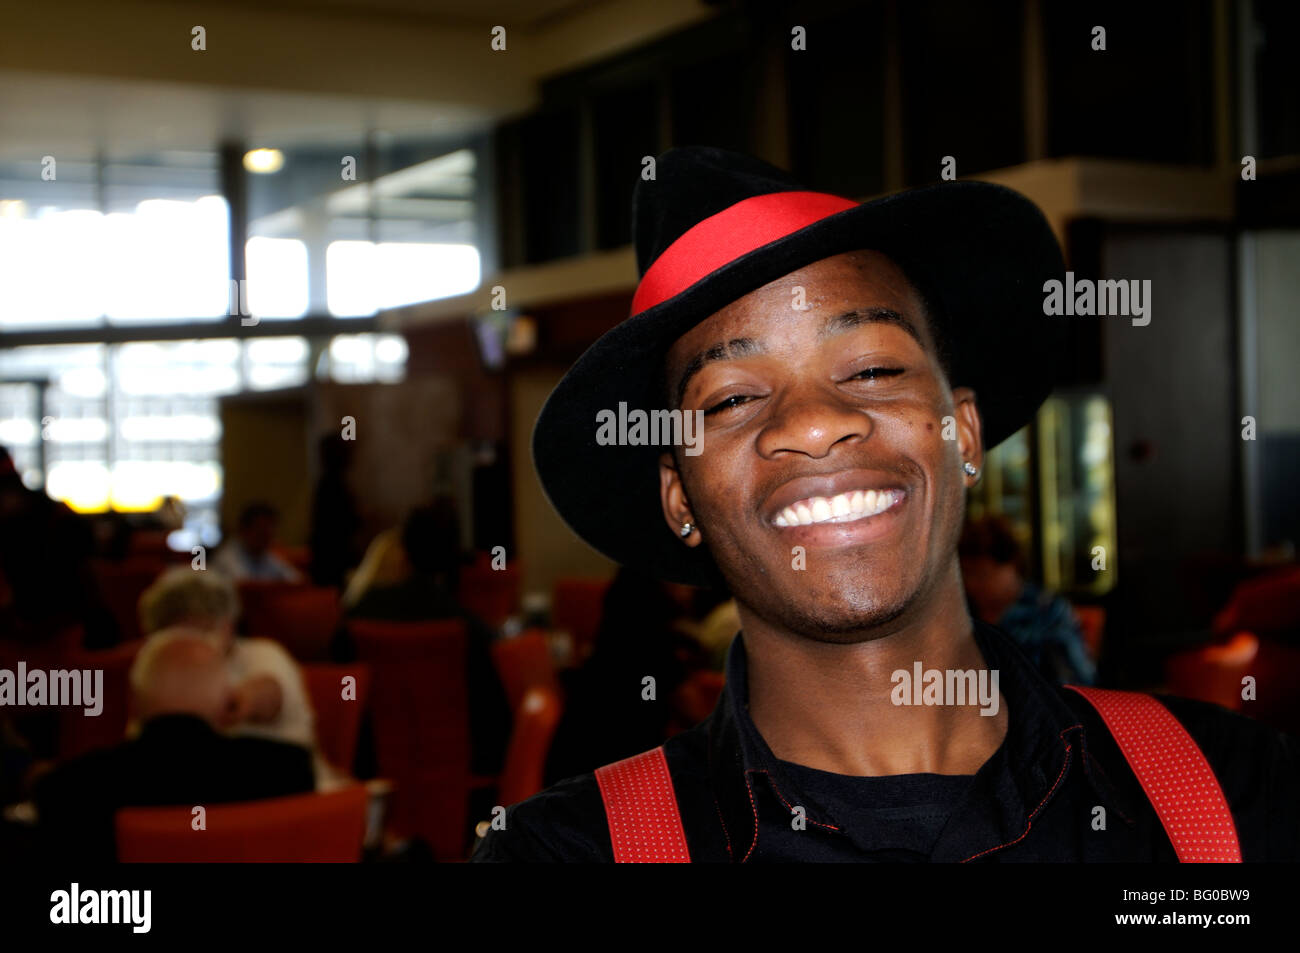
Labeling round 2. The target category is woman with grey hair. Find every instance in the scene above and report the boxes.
[136,568,344,788]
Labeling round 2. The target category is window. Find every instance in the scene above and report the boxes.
[1,141,473,549]
[325,333,409,383]
[326,241,479,316]
[249,143,481,315]
[245,237,309,319]
[0,153,227,329]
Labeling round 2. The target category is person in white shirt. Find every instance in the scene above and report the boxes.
[211,502,304,583]
[136,566,346,788]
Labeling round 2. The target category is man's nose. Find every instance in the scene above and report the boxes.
[755,388,871,459]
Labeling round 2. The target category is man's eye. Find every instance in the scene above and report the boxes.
[704,394,755,416]
[848,367,905,381]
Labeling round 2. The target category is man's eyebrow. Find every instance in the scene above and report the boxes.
[820,307,924,345]
[670,309,924,407]
[674,337,764,407]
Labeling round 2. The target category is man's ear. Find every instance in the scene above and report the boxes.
[659,451,703,548]
[951,386,984,484]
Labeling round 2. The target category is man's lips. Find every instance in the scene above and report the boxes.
[763,468,909,528]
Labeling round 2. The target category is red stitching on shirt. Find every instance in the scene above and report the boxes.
[960,740,1074,863]
[712,795,734,861]
[706,730,735,861]
[741,770,762,863]
[750,768,842,832]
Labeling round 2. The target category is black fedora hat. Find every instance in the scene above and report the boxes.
[532,146,1065,587]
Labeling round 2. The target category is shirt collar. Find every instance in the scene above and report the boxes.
[704,619,1124,861]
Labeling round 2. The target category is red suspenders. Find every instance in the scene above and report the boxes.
[1066,686,1242,862]
[594,745,692,863]
[595,688,1242,863]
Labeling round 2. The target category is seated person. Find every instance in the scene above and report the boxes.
[340,526,406,610]
[138,566,343,785]
[212,502,303,583]
[545,567,711,784]
[33,632,315,861]
[342,500,511,777]
[959,515,1096,685]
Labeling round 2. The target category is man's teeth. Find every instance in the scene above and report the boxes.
[773,489,900,527]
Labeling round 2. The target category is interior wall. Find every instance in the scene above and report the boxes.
[312,376,461,544]
[1254,230,1300,549]
[219,392,311,545]
[510,366,616,603]
[1101,229,1238,637]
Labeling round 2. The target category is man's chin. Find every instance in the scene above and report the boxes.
[741,583,915,644]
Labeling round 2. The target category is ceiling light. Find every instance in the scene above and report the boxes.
[243,148,285,174]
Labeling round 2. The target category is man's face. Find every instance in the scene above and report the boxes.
[659,250,982,643]
[241,515,275,555]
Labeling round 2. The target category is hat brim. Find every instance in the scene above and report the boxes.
[532,181,1066,586]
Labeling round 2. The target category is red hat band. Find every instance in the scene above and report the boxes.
[630,190,860,316]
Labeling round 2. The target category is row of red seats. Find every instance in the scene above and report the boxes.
[6,620,564,862]
[109,628,724,862]
[115,785,370,863]
[87,551,526,652]
[23,554,616,860]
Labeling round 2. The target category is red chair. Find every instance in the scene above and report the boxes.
[1073,606,1106,662]
[1213,566,1300,638]
[302,663,372,774]
[58,639,146,758]
[0,623,84,674]
[551,577,611,663]
[681,669,725,720]
[459,554,521,629]
[666,669,726,735]
[239,582,341,662]
[1165,632,1260,712]
[490,630,563,805]
[490,629,559,713]
[127,530,177,560]
[90,558,168,644]
[497,686,563,807]
[348,618,470,860]
[1249,640,1300,736]
[115,786,369,862]
[274,544,313,576]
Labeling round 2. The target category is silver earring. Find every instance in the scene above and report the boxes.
[679,522,694,538]
[963,462,978,477]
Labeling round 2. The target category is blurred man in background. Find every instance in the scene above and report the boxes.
[32,632,315,861]
[545,567,711,784]
[309,434,362,589]
[213,502,303,583]
[137,568,330,774]
[959,515,1095,685]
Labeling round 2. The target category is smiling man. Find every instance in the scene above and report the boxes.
[474,147,1299,863]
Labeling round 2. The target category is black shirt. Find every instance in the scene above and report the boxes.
[769,760,973,861]
[473,620,1300,862]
